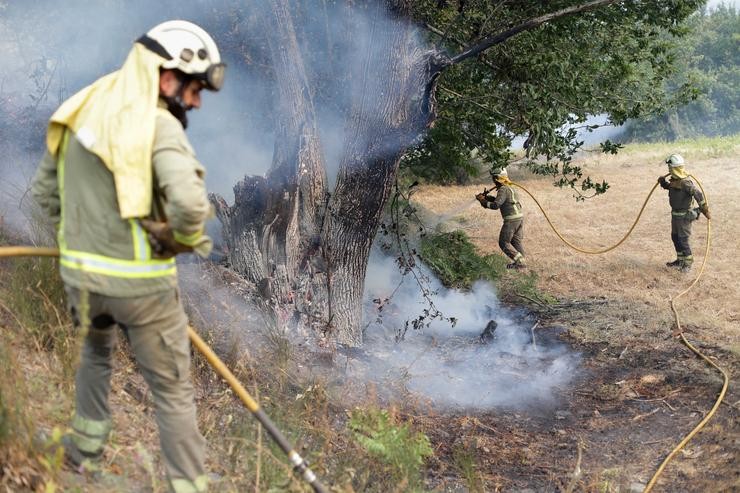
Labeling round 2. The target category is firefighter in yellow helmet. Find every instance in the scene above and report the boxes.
[476,167,526,269]
[658,154,710,273]
[31,20,226,492]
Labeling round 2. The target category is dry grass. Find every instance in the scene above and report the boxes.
[2,136,737,492]
[413,136,740,352]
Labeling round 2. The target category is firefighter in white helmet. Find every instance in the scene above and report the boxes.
[658,154,710,273]
[476,167,526,269]
[31,20,225,492]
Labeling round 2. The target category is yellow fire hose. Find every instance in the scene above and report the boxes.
[3,173,729,491]
[0,246,329,493]
[510,177,729,492]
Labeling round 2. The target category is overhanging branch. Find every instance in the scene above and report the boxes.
[449,0,621,65]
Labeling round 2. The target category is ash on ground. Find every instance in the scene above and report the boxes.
[345,253,580,411]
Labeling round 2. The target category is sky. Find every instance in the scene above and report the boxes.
[707,0,739,7]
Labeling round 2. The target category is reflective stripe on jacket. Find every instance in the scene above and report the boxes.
[31,104,210,297]
[485,185,524,221]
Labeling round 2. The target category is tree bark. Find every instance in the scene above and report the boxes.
[213,0,620,347]
[323,14,443,345]
[213,0,329,335]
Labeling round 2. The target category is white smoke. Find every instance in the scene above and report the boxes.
[356,251,579,410]
[1,1,580,410]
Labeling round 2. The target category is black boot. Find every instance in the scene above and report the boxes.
[61,434,103,468]
[666,259,681,268]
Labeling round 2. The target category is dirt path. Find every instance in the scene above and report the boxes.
[412,144,739,491]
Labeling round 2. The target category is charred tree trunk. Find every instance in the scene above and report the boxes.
[211,0,451,347]
[212,1,444,346]
[212,0,329,333]
[323,11,445,345]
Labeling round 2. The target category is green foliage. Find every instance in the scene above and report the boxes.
[407,1,705,189]
[418,230,554,303]
[38,426,66,493]
[349,408,433,490]
[625,5,740,140]
[501,270,557,306]
[419,231,507,288]
[452,443,484,493]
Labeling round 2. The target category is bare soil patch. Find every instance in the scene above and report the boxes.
[412,146,739,491]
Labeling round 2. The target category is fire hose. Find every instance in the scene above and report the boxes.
[0,246,329,493]
[506,176,728,492]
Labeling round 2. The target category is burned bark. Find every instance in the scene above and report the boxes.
[212,0,330,334]
[212,1,444,346]
[213,0,608,347]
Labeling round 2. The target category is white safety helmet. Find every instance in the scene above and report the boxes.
[139,20,226,91]
[490,167,508,178]
[665,154,684,167]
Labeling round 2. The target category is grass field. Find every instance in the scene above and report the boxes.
[1,136,737,492]
[411,136,739,491]
[414,135,740,353]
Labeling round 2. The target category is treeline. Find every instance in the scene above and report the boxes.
[625,4,739,141]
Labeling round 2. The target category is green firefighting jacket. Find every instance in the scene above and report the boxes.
[483,185,524,222]
[660,177,706,217]
[31,100,212,297]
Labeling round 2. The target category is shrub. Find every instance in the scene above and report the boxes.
[419,231,507,289]
[349,408,433,491]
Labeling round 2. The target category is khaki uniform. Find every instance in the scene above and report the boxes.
[31,101,210,492]
[659,176,705,266]
[483,185,525,263]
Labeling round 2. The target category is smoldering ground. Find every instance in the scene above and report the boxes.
[178,251,580,412]
[2,0,579,409]
[355,252,579,410]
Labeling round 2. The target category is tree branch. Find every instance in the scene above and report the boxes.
[449,0,621,65]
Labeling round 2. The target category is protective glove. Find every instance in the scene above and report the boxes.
[701,205,711,220]
[139,219,193,259]
[476,193,487,207]
[658,175,669,189]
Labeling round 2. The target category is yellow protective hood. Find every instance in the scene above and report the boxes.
[495,176,513,186]
[46,43,166,219]
[669,166,689,180]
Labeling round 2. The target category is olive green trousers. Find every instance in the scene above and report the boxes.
[65,286,208,492]
[499,218,525,261]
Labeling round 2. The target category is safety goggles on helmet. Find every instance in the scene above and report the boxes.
[204,63,226,91]
[665,154,684,167]
[138,20,226,91]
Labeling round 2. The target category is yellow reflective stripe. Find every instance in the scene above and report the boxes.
[60,249,176,279]
[57,131,70,250]
[170,475,209,493]
[72,432,106,454]
[173,228,203,247]
[129,219,151,261]
[503,213,523,221]
[511,188,521,205]
[72,414,111,437]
